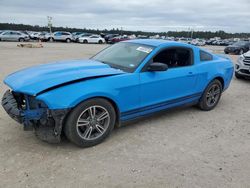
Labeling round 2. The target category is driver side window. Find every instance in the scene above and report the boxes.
[152,47,193,68]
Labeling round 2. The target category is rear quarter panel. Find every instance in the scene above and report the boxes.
[194,51,234,93]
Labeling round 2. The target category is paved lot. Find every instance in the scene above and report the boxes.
[0,42,250,188]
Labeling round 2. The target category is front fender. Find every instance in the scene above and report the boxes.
[36,80,120,110]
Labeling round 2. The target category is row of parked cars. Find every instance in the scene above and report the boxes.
[0,30,132,44]
[1,30,249,54]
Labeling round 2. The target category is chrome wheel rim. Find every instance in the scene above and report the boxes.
[76,105,110,140]
[206,84,221,107]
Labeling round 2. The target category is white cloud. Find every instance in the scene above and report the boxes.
[0,0,249,32]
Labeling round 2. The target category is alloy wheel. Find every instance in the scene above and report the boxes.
[76,105,110,140]
[206,84,221,107]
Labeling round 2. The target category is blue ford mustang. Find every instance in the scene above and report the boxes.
[2,39,234,147]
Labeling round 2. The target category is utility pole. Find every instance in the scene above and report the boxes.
[47,16,52,35]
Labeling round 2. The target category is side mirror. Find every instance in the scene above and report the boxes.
[147,63,168,72]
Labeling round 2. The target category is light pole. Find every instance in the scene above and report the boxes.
[47,16,52,35]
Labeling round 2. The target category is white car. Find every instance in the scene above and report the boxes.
[78,35,105,44]
[30,32,41,40]
[191,39,206,46]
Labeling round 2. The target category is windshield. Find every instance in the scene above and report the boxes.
[92,42,154,72]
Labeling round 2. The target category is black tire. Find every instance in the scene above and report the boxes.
[64,98,116,147]
[83,40,88,44]
[66,38,71,43]
[198,79,222,111]
[235,72,244,79]
[98,40,103,44]
[19,38,25,42]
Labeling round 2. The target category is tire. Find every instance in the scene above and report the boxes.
[235,72,244,79]
[19,38,25,42]
[66,38,71,43]
[98,40,103,44]
[198,79,222,111]
[83,40,88,44]
[64,98,116,147]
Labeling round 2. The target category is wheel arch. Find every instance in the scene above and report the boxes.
[213,76,224,90]
[69,95,121,127]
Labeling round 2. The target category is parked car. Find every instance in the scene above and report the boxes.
[37,32,49,41]
[224,41,250,55]
[78,35,105,44]
[0,31,30,42]
[30,32,41,40]
[74,33,92,42]
[2,40,234,147]
[235,50,250,79]
[108,35,130,44]
[48,31,74,43]
[191,39,206,46]
[104,34,119,42]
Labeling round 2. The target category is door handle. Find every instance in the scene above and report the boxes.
[187,72,194,77]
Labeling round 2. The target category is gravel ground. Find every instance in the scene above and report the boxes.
[0,42,250,188]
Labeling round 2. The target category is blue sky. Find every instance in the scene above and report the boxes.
[0,0,249,32]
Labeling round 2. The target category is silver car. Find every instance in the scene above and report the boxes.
[0,31,30,42]
[48,31,74,43]
[235,51,250,79]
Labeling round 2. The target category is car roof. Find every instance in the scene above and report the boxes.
[125,39,195,48]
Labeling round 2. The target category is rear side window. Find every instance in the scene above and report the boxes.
[200,50,213,61]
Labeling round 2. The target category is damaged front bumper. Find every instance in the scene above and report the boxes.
[1,90,70,143]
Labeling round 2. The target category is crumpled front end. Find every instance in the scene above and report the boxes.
[1,90,69,143]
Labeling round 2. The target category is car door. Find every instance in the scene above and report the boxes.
[139,47,199,112]
[89,36,98,43]
[54,32,61,40]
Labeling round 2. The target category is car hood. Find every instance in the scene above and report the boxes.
[4,59,125,96]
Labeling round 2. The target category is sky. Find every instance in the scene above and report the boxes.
[0,0,249,33]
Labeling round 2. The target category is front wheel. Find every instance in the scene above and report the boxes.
[64,98,116,147]
[198,79,222,111]
[66,38,71,43]
[98,40,103,44]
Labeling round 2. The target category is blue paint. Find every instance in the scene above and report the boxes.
[3,39,234,122]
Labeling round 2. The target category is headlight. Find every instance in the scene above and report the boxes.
[237,55,244,64]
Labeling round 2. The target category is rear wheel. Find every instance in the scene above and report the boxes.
[19,38,25,42]
[83,40,88,44]
[198,79,222,111]
[64,98,116,147]
[98,40,103,44]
